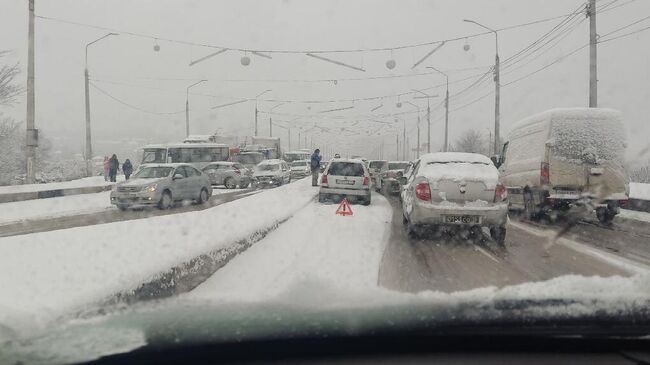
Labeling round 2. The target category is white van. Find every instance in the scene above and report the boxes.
[496,108,629,223]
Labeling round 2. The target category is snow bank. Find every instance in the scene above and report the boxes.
[188,193,393,302]
[0,192,113,224]
[0,176,120,195]
[0,178,316,335]
[618,208,650,223]
[630,182,650,200]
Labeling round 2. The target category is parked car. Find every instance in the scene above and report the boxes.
[290,160,311,179]
[496,108,629,223]
[254,159,291,187]
[319,159,371,205]
[201,162,253,189]
[110,163,212,210]
[381,161,412,195]
[368,160,388,191]
[400,153,508,245]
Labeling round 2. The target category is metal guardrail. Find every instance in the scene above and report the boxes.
[0,185,113,203]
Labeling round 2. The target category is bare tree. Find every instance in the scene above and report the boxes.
[0,50,23,107]
[453,129,488,155]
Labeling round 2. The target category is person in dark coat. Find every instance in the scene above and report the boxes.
[310,149,321,186]
[122,159,133,180]
[108,154,120,182]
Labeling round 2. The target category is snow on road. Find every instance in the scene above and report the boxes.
[188,193,393,302]
[619,208,650,223]
[630,182,650,201]
[0,187,235,225]
[0,176,120,195]
[0,191,113,224]
[0,178,316,337]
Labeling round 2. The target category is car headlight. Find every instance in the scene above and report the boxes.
[143,183,157,192]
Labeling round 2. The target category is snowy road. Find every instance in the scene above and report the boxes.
[379,195,648,293]
[0,187,258,237]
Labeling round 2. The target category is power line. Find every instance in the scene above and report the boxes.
[35,10,581,55]
[89,81,185,115]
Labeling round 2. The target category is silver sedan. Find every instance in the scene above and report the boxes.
[110,163,212,210]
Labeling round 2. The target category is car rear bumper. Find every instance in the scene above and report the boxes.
[319,186,370,197]
[410,200,508,227]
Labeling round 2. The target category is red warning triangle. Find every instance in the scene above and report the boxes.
[335,198,354,216]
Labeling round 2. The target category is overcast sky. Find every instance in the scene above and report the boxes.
[1,0,649,160]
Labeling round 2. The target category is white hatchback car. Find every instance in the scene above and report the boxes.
[400,153,508,245]
[319,159,371,205]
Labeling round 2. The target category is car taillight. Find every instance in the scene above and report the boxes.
[363,176,369,185]
[321,175,328,184]
[415,182,431,201]
[494,183,507,203]
[540,162,550,185]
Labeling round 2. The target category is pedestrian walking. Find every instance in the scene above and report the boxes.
[103,156,110,181]
[122,159,133,180]
[108,154,120,182]
[310,148,321,186]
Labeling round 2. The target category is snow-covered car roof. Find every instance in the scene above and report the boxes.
[328,158,365,164]
[202,161,236,167]
[509,107,621,133]
[142,143,230,149]
[388,160,412,165]
[418,152,493,165]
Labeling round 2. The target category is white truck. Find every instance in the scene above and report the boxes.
[495,108,629,223]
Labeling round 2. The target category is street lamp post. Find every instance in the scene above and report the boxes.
[268,102,287,137]
[85,32,118,177]
[404,101,421,158]
[186,80,207,137]
[254,89,271,136]
[426,66,449,152]
[464,19,500,155]
[412,90,438,153]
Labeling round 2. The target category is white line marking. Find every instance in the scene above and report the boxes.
[510,221,650,275]
[475,246,500,263]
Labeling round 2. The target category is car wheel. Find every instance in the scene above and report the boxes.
[362,196,371,206]
[158,191,172,210]
[224,177,237,189]
[596,207,615,224]
[197,188,209,204]
[239,182,250,189]
[406,221,420,239]
[490,226,507,247]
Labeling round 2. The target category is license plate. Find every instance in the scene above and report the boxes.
[336,179,355,185]
[443,215,481,224]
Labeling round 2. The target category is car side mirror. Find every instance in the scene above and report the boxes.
[397,176,408,185]
[173,174,184,180]
[490,155,502,168]
[397,171,404,177]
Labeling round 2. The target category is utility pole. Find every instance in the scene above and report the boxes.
[426,67,450,152]
[402,119,406,160]
[426,99,430,153]
[26,0,36,184]
[396,134,399,160]
[464,19,500,155]
[185,80,206,138]
[588,0,598,107]
[269,117,272,137]
[254,90,271,137]
[84,32,117,177]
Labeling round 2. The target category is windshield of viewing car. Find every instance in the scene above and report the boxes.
[2,1,650,363]
[327,162,365,177]
[132,167,173,179]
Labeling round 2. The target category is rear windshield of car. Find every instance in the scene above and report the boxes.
[551,118,625,163]
[388,163,410,170]
[369,161,387,168]
[257,164,279,171]
[133,167,173,178]
[327,162,365,177]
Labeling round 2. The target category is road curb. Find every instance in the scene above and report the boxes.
[0,185,113,203]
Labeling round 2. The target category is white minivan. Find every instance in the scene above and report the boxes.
[495,108,629,223]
